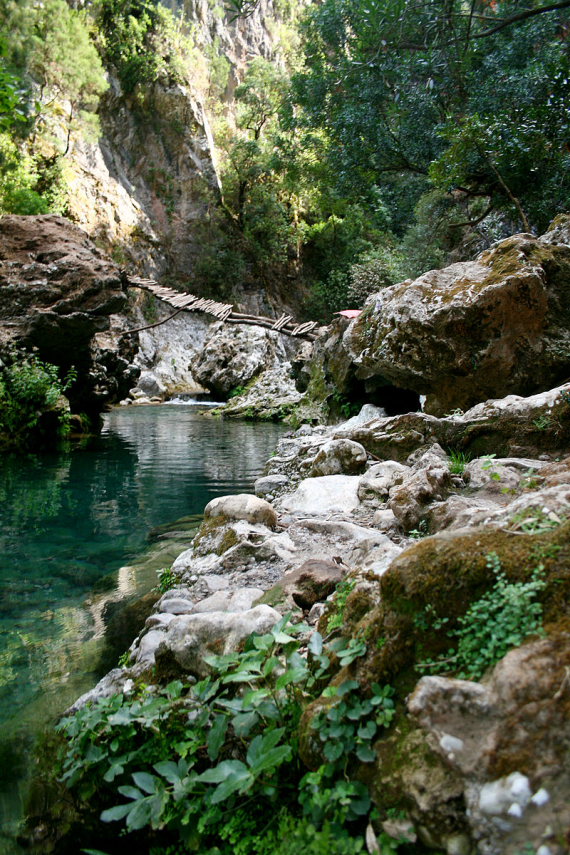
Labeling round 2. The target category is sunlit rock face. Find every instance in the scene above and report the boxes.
[65,0,283,284]
[343,219,570,416]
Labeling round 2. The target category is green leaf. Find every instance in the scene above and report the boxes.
[132,771,157,794]
[324,741,344,762]
[103,762,124,782]
[100,803,132,823]
[246,728,285,768]
[197,759,249,785]
[126,797,153,830]
[232,711,258,736]
[272,630,297,644]
[207,714,228,761]
[308,632,323,656]
[249,744,292,776]
[154,759,184,784]
[118,785,143,800]
[337,679,359,696]
[356,744,376,763]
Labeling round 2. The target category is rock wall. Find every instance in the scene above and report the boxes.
[0,215,136,418]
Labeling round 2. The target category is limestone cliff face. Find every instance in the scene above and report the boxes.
[65,0,282,293]
[68,80,220,279]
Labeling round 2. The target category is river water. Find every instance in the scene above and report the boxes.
[0,404,285,853]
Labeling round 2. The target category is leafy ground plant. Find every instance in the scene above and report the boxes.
[448,449,471,475]
[0,349,76,447]
[57,617,398,853]
[419,552,546,680]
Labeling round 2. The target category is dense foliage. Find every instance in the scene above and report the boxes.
[0,0,107,213]
[200,0,570,317]
[55,541,552,853]
[57,618,399,854]
[1,0,569,312]
[0,350,75,448]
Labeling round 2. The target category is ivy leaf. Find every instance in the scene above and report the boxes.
[207,715,228,761]
[324,741,344,762]
[356,744,376,763]
[337,679,359,696]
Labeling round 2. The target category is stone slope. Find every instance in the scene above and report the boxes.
[70,382,570,855]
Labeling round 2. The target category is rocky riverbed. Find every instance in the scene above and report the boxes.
[58,378,570,855]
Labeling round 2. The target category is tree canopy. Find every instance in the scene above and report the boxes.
[290,0,570,233]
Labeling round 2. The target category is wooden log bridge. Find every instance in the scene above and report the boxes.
[123,274,320,341]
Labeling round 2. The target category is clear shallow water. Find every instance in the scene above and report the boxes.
[0,405,285,852]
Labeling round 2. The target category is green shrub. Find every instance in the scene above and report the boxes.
[0,351,75,446]
[419,552,546,680]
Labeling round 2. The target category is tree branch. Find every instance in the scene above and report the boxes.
[469,0,570,40]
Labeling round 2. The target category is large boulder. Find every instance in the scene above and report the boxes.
[204,494,278,529]
[0,214,129,417]
[339,383,570,461]
[192,324,290,399]
[153,604,282,678]
[343,222,570,415]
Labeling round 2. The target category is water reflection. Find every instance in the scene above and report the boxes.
[0,405,284,852]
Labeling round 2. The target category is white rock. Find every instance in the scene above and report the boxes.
[439,734,464,755]
[254,474,289,498]
[358,460,410,504]
[155,605,282,677]
[277,475,361,515]
[145,612,177,629]
[190,588,263,613]
[310,438,367,476]
[136,629,168,667]
[205,494,278,529]
[478,773,531,816]
[530,788,550,807]
[158,597,195,615]
[334,403,388,432]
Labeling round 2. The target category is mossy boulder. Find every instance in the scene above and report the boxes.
[343,224,570,415]
[300,520,570,765]
[350,520,570,691]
